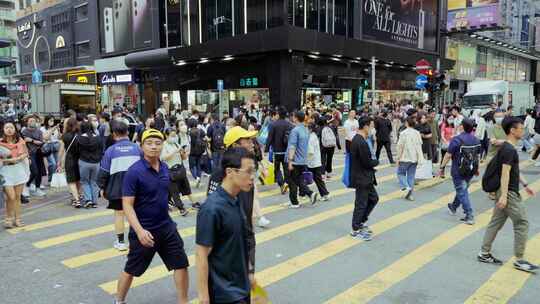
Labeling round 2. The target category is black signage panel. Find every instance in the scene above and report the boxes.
[362,0,438,52]
[97,70,140,85]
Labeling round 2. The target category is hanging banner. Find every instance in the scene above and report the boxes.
[447,1,501,30]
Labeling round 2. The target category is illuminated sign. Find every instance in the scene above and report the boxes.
[17,22,32,33]
[55,36,66,49]
[76,76,88,83]
[240,77,259,87]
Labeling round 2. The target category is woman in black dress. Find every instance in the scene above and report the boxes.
[416,114,433,160]
[58,117,82,207]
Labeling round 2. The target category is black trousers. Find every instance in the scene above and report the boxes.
[533,146,540,160]
[273,153,288,187]
[352,184,379,231]
[376,141,394,163]
[308,167,329,197]
[288,164,313,205]
[27,151,45,188]
[321,146,335,174]
[168,179,184,210]
[431,144,439,164]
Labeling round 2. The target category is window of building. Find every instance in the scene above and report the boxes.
[267,0,283,28]
[476,46,487,79]
[247,0,265,32]
[166,0,181,47]
[51,11,71,33]
[0,1,15,9]
[319,0,327,32]
[52,48,73,68]
[306,0,318,30]
[334,0,347,35]
[74,3,88,22]
[75,41,90,58]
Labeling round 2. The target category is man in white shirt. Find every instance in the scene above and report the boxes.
[344,110,359,153]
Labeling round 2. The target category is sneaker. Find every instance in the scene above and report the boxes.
[21,195,29,204]
[309,193,319,205]
[257,216,271,228]
[360,223,373,234]
[351,230,373,241]
[29,183,36,193]
[326,173,333,179]
[460,216,475,225]
[286,203,300,209]
[73,201,82,208]
[321,195,330,202]
[31,189,46,197]
[179,207,189,217]
[192,202,201,210]
[114,299,127,304]
[405,190,414,201]
[477,252,503,265]
[39,185,46,190]
[83,201,94,209]
[514,260,539,273]
[91,202,98,208]
[114,241,128,251]
[535,162,540,167]
[447,203,457,216]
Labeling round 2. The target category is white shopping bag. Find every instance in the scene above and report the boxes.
[50,173,68,188]
[415,161,433,180]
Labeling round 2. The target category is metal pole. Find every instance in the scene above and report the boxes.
[371,56,376,106]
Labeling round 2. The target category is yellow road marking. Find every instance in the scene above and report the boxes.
[464,233,540,304]
[324,180,540,304]
[256,183,482,288]
[62,174,398,268]
[8,210,113,234]
[99,176,443,294]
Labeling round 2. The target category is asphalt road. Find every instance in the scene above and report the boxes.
[1,152,540,304]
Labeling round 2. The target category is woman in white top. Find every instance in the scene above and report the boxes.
[523,109,536,152]
[41,115,61,185]
[161,128,200,215]
[307,123,330,201]
[396,117,425,201]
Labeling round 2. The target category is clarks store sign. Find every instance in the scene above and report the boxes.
[362,0,438,52]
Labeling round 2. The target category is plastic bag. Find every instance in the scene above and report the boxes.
[341,153,352,188]
[251,283,272,304]
[51,173,68,188]
[303,170,314,185]
[261,161,275,185]
[257,123,270,145]
[416,161,433,180]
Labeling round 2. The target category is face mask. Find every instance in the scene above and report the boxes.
[168,136,178,144]
[29,122,38,128]
[91,121,99,129]
[179,126,188,133]
[48,120,55,126]
[495,117,504,124]
[447,118,454,124]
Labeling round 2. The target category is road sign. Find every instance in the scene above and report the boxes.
[32,69,42,84]
[415,75,428,89]
[217,79,224,91]
[415,59,432,75]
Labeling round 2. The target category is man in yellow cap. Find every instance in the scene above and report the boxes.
[205,126,258,289]
[114,128,190,304]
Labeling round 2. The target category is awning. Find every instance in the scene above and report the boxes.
[61,90,95,96]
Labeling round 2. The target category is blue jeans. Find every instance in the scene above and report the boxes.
[189,155,202,179]
[211,151,223,170]
[397,162,417,191]
[46,152,59,183]
[79,160,100,203]
[451,177,473,217]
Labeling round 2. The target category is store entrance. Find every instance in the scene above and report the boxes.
[302,88,352,113]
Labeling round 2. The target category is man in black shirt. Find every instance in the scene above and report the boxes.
[478,116,538,273]
[375,111,394,164]
[265,107,292,194]
[349,116,379,241]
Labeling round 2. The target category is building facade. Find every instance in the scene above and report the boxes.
[0,0,18,98]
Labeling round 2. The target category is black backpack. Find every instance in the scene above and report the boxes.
[211,125,225,151]
[482,151,502,193]
[190,129,206,156]
[457,138,481,177]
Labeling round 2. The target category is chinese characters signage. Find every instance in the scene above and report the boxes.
[240,77,259,88]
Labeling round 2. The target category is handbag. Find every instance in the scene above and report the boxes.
[41,141,59,155]
[51,172,68,188]
[169,164,187,182]
[303,170,314,185]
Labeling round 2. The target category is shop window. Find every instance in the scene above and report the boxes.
[319,0,327,32]
[75,41,90,58]
[306,0,318,30]
[166,0,181,46]
[334,0,347,36]
[288,0,304,28]
[247,0,266,32]
[74,4,88,22]
[267,0,283,28]
[476,46,487,79]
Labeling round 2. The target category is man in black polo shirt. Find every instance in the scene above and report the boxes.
[114,129,189,304]
[197,147,255,304]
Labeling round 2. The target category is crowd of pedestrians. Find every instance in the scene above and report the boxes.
[1,98,540,303]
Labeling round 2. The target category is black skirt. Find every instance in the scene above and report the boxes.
[65,155,80,183]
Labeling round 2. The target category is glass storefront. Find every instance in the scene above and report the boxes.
[302,88,352,112]
[367,90,427,105]
[187,88,270,119]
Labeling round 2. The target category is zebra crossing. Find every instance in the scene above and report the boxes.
[1,155,540,304]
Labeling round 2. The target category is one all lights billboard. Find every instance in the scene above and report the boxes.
[447,0,501,30]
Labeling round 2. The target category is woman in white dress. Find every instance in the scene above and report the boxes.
[0,122,30,228]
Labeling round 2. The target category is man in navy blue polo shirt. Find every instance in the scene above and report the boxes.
[114,129,189,304]
[196,147,255,304]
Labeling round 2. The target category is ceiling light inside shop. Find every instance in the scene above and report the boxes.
[400,65,406,69]
[384,64,392,67]
[199,59,209,63]
[356,57,362,60]
[308,54,319,59]
[470,34,477,38]
[496,42,502,45]
[176,61,187,66]
[331,57,342,61]
[223,56,234,61]
[311,51,320,55]
[334,54,343,57]
[477,36,484,40]
[503,44,509,47]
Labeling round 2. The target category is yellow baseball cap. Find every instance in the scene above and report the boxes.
[141,128,164,143]
[224,126,257,148]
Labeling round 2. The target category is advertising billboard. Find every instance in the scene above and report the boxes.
[447,0,501,31]
[362,0,438,52]
[98,0,157,55]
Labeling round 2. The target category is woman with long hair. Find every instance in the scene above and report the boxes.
[77,121,103,208]
[439,114,455,162]
[41,115,61,184]
[0,122,29,228]
[58,117,82,207]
